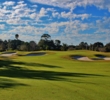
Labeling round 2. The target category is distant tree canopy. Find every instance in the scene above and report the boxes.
[79,42,88,50]
[105,43,110,52]
[0,33,110,52]
[41,34,51,41]
[29,41,38,51]
[38,34,55,50]
[55,40,61,50]
[0,40,6,51]
[92,42,104,51]
[55,40,61,46]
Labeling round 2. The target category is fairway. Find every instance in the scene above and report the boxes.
[0,50,110,100]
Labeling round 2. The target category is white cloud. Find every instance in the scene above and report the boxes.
[47,8,56,12]
[30,13,37,19]
[52,12,60,18]
[40,19,110,44]
[0,1,39,25]
[13,2,27,9]
[6,18,29,25]
[0,1,110,45]
[0,24,5,30]
[39,7,47,17]
[0,26,42,42]
[3,1,15,6]
[0,18,110,44]
[28,0,110,12]
[61,11,71,18]
[94,18,110,38]
[80,14,91,20]
[17,1,25,4]
[80,23,89,31]
[58,11,91,20]
[8,26,40,35]
[31,5,38,8]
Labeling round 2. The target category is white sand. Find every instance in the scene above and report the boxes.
[0,53,17,57]
[103,57,110,60]
[74,56,110,61]
[77,57,93,61]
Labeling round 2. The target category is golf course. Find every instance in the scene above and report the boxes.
[0,50,110,100]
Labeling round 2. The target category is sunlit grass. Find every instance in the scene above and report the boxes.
[0,50,110,100]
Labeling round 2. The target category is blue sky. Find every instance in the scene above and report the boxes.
[0,0,110,45]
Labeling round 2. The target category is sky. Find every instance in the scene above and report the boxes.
[0,0,110,45]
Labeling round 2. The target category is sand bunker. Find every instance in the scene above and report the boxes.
[0,52,17,57]
[72,55,110,61]
[94,54,110,60]
[103,57,110,60]
[77,57,93,61]
[0,52,46,57]
[73,55,93,61]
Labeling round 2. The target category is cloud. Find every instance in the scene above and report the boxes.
[0,1,38,25]
[8,26,41,35]
[12,2,27,9]
[1,18,110,44]
[42,19,110,44]
[39,7,47,17]
[0,1,51,25]
[0,1,110,45]
[61,11,90,20]
[0,0,90,26]
[96,17,110,29]
[52,12,60,18]
[0,25,42,42]
[3,1,15,6]
[0,32,14,40]
[28,0,110,12]
[30,13,37,19]
[0,24,5,30]
[31,5,38,8]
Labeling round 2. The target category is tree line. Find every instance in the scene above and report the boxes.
[0,34,110,52]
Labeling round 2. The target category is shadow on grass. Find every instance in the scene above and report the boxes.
[0,59,61,68]
[71,55,84,60]
[0,59,106,88]
[25,63,62,68]
[92,54,106,60]
[0,78,28,89]
[95,54,106,58]
[0,69,104,80]
[17,52,46,56]
[26,52,46,56]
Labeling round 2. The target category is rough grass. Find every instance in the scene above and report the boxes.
[0,50,110,100]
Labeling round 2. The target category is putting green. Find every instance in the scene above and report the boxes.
[0,50,110,100]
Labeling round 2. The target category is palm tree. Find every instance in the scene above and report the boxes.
[15,34,19,40]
